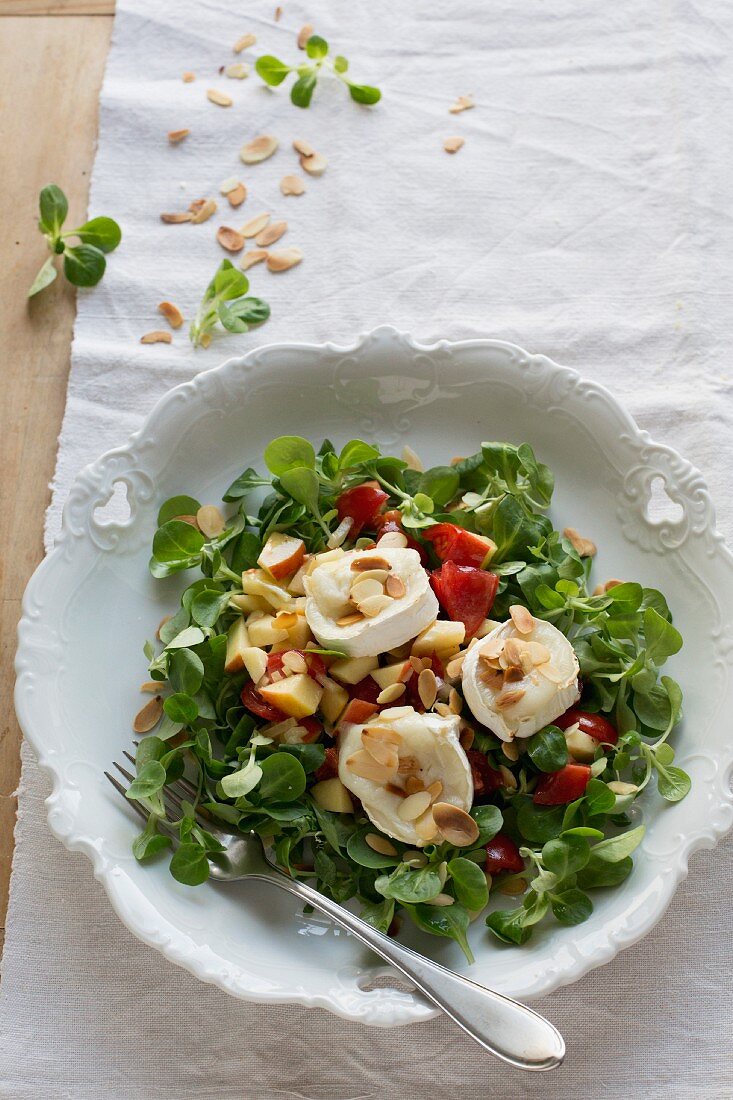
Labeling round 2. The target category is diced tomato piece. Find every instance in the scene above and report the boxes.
[533,763,592,805]
[336,482,388,538]
[339,698,380,726]
[240,683,287,723]
[266,650,327,682]
[314,746,339,782]
[466,749,503,798]
[554,708,618,745]
[485,833,525,874]
[374,510,429,564]
[422,523,495,568]
[431,561,499,638]
[297,716,322,743]
[349,676,382,705]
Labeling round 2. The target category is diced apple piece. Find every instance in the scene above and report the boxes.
[320,677,350,724]
[259,673,323,718]
[287,562,309,595]
[241,569,292,609]
[411,619,466,658]
[241,646,268,683]
[370,661,411,690]
[329,655,379,685]
[230,593,271,614]
[311,777,354,814]
[247,614,289,648]
[283,722,322,744]
[258,532,306,580]
[287,615,313,649]
[565,726,598,763]
[339,698,380,726]
[224,618,251,673]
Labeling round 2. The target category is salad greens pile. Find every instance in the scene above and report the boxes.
[127,436,688,956]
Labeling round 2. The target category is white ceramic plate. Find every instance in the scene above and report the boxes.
[15,327,733,1026]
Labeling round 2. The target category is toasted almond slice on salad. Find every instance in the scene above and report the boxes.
[417,668,438,709]
[501,740,519,762]
[414,810,439,841]
[361,734,398,768]
[241,212,271,237]
[459,725,474,750]
[397,790,432,822]
[196,505,225,538]
[157,301,184,329]
[365,833,398,857]
[336,611,364,627]
[431,802,479,847]
[133,695,163,733]
[240,135,279,164]
[397,754,420,775]
[509,604,534,634]
[495,687,526,710]
[563,526,597,557]
[240,250,269,271]
[385,575,406,599]
[350,555,392,572]
[346,750,396,783]
[363,725,402,745]
[377,682,406,705]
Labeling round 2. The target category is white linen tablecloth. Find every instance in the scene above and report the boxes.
[3,1,733,1095]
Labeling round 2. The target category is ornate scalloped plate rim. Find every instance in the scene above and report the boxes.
[14,326,733,1025]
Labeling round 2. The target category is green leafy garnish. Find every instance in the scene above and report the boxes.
[189,260,270,348]
[29,184,121,297]
[256,34,381,108]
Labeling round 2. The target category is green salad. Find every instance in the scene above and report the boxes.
[127,437,688,956]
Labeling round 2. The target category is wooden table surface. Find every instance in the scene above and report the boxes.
[0,0,114,952]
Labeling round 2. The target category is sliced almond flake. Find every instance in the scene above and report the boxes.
[351,577,385,603]
[234,33,257,52]
[433,702,452,717]
[415,810,438,842]
[563,526,597,558]
[509,604,534,634]
[359,593,393,618]
[361,734,398,768]
[397,754,420,774]
[459,725,475,750]
[160,212,193,223]
[275,6,283,21]
[173,514,198,526]
[227,183,247,207]
[346,749,396,783]
[448,688,462,714]
[350,568,389,585]
[362,725,402,745]
[156,615,172,640]
[386,782,405,797]
[217,225,245,253]
[140,681,161,694]
[336,611,364,627]
[537,662,565,684]
[190,198,217,224]
[182,71,196,83]
[280,174,306,196]
[240,135,279,164]
[503,665,524,684]
[196,504,225,538]
[526,641,551,666]
[220,177,241,195]
[300,151,327,176]
[207,88,233,107]
[240,249,269,271]
[157,301,184,329]
[501,740,519,762]
[140,330,172,344]
[417,668,438,710]
[409,656,424,674]
[431,802,479,847]
[502,637,524,667]
[443,136,465,154]
[225,62,250,79]
[385,574,406,599]
[376,530,407,549]
[495,687,526,710]
[292,138,315,157]
[445,653,465,679]
[430,893,456,907]
[365,833,398,857]
[449,94,474,113]
[401,445,423,472]
[297,23,314,48]
[404,776,425,795]
[426,779,443,801]
[397,790,432,822]
[241,211,271,237]
[350,555,392,572]
[133,695,163,733]
[326,516,352,549]
[377,682,406,705]
[480,636,505,660]
[255,220,287,247]
[499,763,518,790]
[267,247,304,273]
[167,128,190,144]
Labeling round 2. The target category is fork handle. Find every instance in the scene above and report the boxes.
[264,874,564,1071]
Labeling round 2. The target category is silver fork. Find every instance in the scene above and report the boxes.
[106,757,565,1071]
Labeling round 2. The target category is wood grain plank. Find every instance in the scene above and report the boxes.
[0,1,114,15]
[0,14,112,954]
